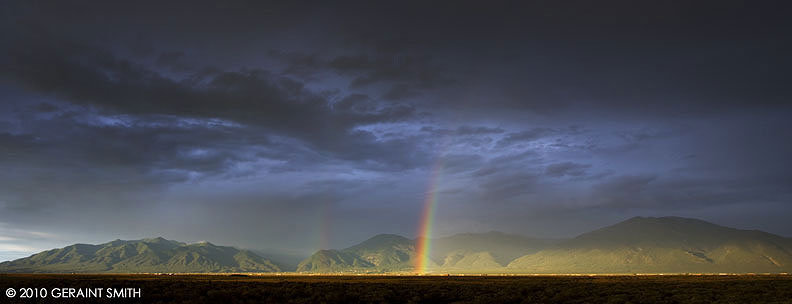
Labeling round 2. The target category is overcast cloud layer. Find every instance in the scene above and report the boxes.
[1,0,791,260]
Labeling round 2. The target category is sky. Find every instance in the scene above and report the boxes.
[0,0,791,261]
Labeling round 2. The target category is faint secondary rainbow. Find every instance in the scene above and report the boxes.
[317,202,332,251]
[414,155,446,274]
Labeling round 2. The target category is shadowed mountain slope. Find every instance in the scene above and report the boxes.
[297,234,419,272]
[296,250,374,272]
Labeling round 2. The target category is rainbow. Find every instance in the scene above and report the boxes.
[315,201,332,251]
[414,156,445,274]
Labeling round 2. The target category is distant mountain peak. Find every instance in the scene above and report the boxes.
[142,236,173,243]
[569,215,790,252]
[597,216,730,231]
[347,234,411,250]
[508,216,792,273]
[616,216,734,234]
[366,234,410,242]
[624,216,714,224]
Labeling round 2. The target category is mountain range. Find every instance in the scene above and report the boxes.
[295,232,558,273]
[506,216,792,273]
[2,217,791,274]
[298,216,792,273]
[0,237,279,273]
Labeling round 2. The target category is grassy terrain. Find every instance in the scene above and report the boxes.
[1,274,791,303]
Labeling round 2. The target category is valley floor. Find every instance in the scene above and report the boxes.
[1,274,791,303]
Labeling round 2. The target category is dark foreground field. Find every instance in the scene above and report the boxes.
[1,274,791,304]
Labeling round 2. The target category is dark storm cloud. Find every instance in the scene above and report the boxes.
[266,50,323,78]
[1,0,791,259]
[267,50,455,100]
[328,54,453,90]
[478,172,541,202]
[456,126,505,135]
[154,51,191,72]
[1,39,424,169]
[585,172,792,213]
[420,125,504,136]
[496,128,555,147]
[591,174,660,207]
[0,114,259,211]
[545,162,592,178]
[616,127,681,146]
[31,103,59,113]
[5,0,790,115]
[440,154,485,174]
[299,1,791,117]
[381,84,420,101]
[461,150,549,202]
[333,94,377,112]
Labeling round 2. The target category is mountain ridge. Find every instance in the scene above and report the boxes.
[507,216,792,273]
[3,217,791,274]
[0,237,280,273]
